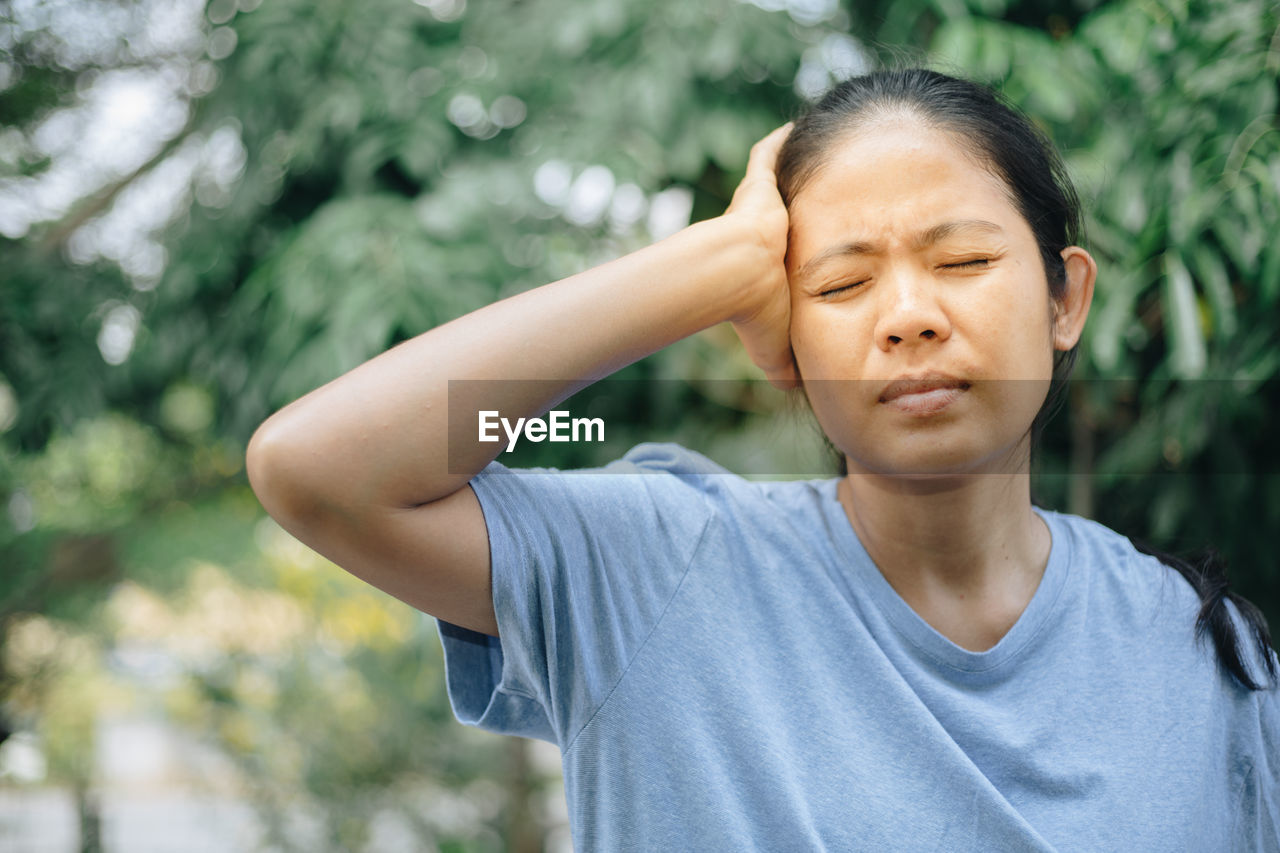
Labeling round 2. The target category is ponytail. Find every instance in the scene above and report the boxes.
[1132,542,1278,692]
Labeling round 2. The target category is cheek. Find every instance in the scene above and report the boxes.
[790,319,833,379]
[1004,300,1059,379]
[788,302,875,380]
[965,271,1058,379]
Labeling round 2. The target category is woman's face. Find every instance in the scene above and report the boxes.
[786,116,1091,478]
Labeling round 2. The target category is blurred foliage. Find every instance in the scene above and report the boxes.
[109,538,524,850]
[2,0,1279,849]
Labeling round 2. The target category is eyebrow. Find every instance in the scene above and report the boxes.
[794,219,1006,280]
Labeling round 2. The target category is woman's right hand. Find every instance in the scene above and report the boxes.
[722,122,800,390]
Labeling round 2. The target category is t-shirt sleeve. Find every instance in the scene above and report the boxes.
[436,443,718,746]
[1224,599,1280,847]
[1244,670,1280,847]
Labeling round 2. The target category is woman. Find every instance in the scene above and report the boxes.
[247,69,1277,850]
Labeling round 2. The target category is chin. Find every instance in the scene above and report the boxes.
[839,429,1033,480]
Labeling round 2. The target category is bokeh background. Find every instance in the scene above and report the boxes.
[2,0,1278,850]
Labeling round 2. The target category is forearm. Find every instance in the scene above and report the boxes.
[246,215,768,521]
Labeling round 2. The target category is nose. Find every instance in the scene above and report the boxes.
[873,268,951,351]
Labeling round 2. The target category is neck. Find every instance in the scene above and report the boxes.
[837,439,1051,650]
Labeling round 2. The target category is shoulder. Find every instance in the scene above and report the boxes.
[611,442,735,476]
[1041,509,1193,606]
[472,441,831,521]
[1039,510,1205,651]
[590,445,848,553]
[611,442,835,504]
[470,442,729,497]
[1045,509,1279,693]
[463,443,729,563]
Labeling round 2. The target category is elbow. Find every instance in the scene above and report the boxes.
[244,420,276,506]
[246,416,320,527]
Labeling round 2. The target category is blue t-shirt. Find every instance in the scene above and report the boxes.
[437,443,1278,851]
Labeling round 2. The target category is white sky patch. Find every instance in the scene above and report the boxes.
[64,133,206,289]
[537,165,687,238]
[795,33,872,101]
[97,303,142,366]
[608,182,648,234]
[647,187,694,241]
[2,66,191,236]
[413,0,467,23]
[194,121,248,209]
[564,165,615,227]
[446,91,500,139]
[0,0,207,275]
[9,0,133,67]
[0,195,33,239]
[534,159,573,207]
[447,92,485,128]
[738,0,839,25]
[0,731,46,784]
[136,0,208,58]
[7,0,206,66]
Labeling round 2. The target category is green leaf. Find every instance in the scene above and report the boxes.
[1162,252,1207,379]
[1188,244,1237,338]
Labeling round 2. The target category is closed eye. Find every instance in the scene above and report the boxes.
[820,281,867,299]
[944,258,991,269]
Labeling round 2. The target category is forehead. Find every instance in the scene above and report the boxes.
[787,117,1031,267]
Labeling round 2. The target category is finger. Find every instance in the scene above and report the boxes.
[746,122,794,176]
[740,325,800,389]
[747,122,793,166]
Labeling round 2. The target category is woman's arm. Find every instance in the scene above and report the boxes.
[245,125,795,636]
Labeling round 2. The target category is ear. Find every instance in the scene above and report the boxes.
[1051,246,1096,351]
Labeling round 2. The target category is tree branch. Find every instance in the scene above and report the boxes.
[37,100,204,255]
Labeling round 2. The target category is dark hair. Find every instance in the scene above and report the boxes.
[777,68,1276,691]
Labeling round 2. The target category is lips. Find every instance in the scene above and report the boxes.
[876,374,971,416]
[878,373,971,404]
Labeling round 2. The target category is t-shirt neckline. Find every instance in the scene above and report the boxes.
[817,479,1073,675]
